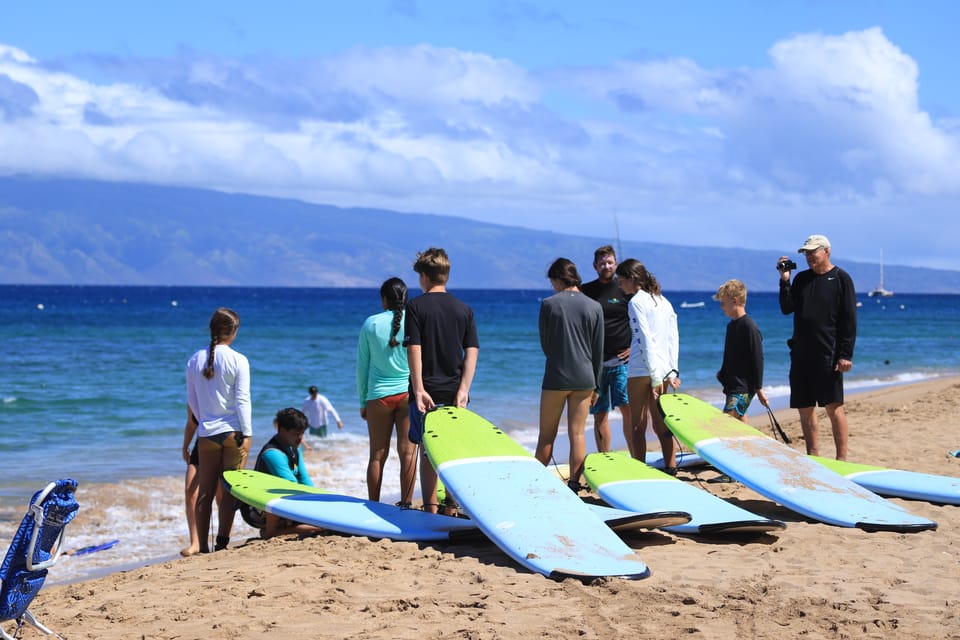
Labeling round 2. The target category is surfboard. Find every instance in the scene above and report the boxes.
[222,470,478,542]
[545,464,692,531]
[584,451,785,534]
[423,406,652,579]
[440,474,687,531]
[811,456,960,506]
[644,450,706,470]
[657,394,937,532]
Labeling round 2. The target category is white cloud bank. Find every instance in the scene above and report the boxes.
[0,29,957,269]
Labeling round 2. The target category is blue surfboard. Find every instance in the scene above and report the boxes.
[644,450,706,470]
[658,394,937,532]
[223,470,477,542]
[423,406,651,580]
[584,451,786,534]
[812,456,960,506]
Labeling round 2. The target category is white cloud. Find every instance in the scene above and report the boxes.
[0,30,957,269]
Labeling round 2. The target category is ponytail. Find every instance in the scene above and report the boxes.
[379,277,408,348]
[203,307,241,379]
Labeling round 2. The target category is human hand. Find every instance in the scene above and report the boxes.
[757,389,769,407]
[777,255,792,281]
[360,408,367,421]
[416,390,436,413]
[835,359,853,373]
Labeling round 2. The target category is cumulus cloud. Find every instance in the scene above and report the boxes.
[0,29,957,268]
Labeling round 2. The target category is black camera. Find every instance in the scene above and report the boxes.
[777,259,798,272]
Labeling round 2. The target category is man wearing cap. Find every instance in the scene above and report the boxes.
[777,234,857,460]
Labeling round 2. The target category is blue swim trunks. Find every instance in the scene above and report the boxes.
[408,403,426,445]
[723,393,755,417]
[590,364,629,415]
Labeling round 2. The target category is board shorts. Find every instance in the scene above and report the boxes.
[590,364,629,415]
[374,392,407,411]
[408,403,428,445]
[309,425,328,438]
[408,393,458,445]
[789,360,844,408]
[723,393,755,417]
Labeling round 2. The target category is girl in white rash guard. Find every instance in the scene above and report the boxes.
[615,259,681,472]
[185,307,252,554]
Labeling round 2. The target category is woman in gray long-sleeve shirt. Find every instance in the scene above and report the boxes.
[535,258,604,490]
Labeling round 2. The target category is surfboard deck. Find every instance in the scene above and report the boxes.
[584,451,786,534]
[657,394,937,532]
[440,475,688,531]
[546,463,692,530]
[812,456,960,506]
[423,406,651,580]
[222,470,478,542]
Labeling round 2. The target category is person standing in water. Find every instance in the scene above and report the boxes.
[302,386,343,437]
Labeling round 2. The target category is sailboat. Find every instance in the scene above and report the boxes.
[867,250,894,297]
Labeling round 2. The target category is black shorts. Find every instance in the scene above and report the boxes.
[789,360,844,408]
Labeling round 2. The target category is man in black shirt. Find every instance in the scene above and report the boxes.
[778,234,857,460]
[581,245,634,454]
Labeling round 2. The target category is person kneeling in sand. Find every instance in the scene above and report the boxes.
[251,407,324,539]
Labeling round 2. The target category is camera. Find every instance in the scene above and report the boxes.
[777,259,798,272]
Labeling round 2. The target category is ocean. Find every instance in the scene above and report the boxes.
[1,284,957,583]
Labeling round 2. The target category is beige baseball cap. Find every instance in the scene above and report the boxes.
[798,234,831,252]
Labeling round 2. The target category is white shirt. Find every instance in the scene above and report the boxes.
[626,290,679,383]
[186,344,252,437]
[302,393,341,428]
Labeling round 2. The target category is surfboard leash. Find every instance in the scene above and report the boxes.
[766,406,791,444]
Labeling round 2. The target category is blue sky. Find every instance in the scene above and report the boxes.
[1,0,958,271]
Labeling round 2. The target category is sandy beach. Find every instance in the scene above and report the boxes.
[19,377,960,639]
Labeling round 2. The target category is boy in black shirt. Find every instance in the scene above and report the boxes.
[404,247,479,514]
[714,279,768,422]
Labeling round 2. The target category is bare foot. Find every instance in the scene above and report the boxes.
[180,546,200,557]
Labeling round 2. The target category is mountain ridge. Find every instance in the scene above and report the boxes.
[1,176,956,293]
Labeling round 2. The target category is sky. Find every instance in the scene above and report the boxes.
[1,0,959,271]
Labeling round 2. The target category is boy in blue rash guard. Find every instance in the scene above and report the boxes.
[253,408,324,538]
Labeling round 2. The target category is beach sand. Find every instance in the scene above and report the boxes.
[21,377,960,639]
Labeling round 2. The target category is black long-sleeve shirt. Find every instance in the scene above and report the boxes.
[717,314,764,395]
[779,266,857,367]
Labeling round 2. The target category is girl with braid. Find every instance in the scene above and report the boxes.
[357,278,416,506]
[185,307,252,554]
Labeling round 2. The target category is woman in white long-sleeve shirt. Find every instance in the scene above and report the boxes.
[615,260,681,471]
[185,307,252,554]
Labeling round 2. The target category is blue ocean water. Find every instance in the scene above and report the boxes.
[0,285,957,581]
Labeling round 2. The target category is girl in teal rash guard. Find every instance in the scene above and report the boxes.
[357,277,417,506]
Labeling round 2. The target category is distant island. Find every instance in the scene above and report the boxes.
[1,176,957,293]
